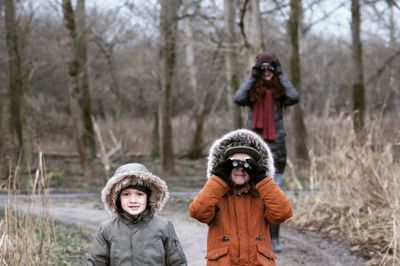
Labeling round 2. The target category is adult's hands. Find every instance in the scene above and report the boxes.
[269,59,283,76]
[251,64,264,80]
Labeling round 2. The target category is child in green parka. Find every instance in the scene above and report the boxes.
[87,163,187,266]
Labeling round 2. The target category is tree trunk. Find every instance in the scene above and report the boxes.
[159,0,179,174]
[93,36,123,118]
[288,0,310,173]
[151,111,159,158]
[106,50,124,118]
[5,0,31,163]
[183,1,207,158]
[224,0,242,129]
[388,1,399,117]
[351,0,365,135]
[62,0,96,166]
[0,101,4,178]
[182,1,199,96]
[242,0,265,65]
[76,0,96,159]
[188,100,209,159]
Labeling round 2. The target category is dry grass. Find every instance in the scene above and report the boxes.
[0,152,55,265]
[290,113,400,265]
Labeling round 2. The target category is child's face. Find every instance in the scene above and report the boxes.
[229,153,251,185]
[120,188,147,215]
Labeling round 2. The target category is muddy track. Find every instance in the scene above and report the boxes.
[0,193,365,266]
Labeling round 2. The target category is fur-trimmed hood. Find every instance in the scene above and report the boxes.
[207,129,275,178]
[101,163,169,215]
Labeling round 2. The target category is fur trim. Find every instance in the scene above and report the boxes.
[101,164,169,215]
[207,129,275,178]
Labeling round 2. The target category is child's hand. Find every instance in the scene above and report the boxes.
[244,159,267,184]
[211,159,234,184]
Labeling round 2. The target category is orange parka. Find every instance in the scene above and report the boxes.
[189,129,292,266]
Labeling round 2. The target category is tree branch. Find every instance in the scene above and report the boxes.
[238,0,250,48]
[303,1,347,35]
[366,49,400,85]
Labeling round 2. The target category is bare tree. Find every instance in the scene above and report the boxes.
[363,1,400,117]
[159,0,180,174]
[62,0,96,166]
[288,0,310,172]
[92,33,124,118]
[5,0,22,141]
[351,0,365,135]
[91,8,134,119]
[387,0,400,118]
[183,1,207,158]
[151,111,159,158]
[0,99,4,178]
[223,0,242,129]
[241,0,265,64]
[5,0,31,162]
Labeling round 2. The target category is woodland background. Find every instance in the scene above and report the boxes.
[0,0,399,265]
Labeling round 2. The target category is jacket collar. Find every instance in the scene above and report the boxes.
[118,208,154,225]
[228,182,260,197]
[231,182,251,195]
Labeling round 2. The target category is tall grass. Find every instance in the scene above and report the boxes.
[290,113,400,265]
[0,151,55,265]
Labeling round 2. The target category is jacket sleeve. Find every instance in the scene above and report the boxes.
[234,76,257,106]
[255,176,293,224]
[188,176,229,224]
[87,224,110,266]
[164,221,188,266]
[278,73,300,106]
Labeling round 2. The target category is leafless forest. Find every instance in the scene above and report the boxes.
[0,0,399,265]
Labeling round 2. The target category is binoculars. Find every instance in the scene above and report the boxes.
[230,159,251,169]
[261,62,275,72]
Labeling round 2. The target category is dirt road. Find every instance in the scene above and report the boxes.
[1,193,365,266]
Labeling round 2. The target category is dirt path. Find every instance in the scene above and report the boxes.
[1,194,365,266]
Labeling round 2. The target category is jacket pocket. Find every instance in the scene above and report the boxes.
[256,244,276,260]
[110,241,119,265]
[168,238,187,265]
[206,246,229,260]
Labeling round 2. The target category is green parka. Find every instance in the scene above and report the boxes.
[87,163,187,266]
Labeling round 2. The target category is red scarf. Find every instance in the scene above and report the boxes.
[251,89,275,140]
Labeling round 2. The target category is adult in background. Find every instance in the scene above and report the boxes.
[189,129,292,265]
[234,51,299,253]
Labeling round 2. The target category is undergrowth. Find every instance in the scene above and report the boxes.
[0,152,90,265]
[289,114,400,265]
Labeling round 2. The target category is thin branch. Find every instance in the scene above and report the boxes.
[238,0,250,48]
[302,1,347,35]
[197,13,224,44]
[366,49,400,86]
[266,0,289,17]
[364,0,400,9]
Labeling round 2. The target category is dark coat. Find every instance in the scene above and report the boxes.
[234,74,299,172]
